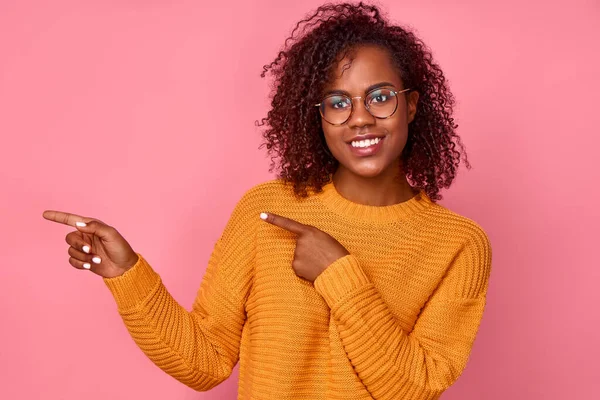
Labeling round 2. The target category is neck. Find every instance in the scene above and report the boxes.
[332,166,417,207]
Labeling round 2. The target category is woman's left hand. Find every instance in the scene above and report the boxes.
[261,212,350,282]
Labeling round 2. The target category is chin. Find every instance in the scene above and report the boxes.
[347,164,388,179]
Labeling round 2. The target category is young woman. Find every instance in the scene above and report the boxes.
[44,3,492,399]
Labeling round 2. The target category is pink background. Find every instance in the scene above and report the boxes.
[1,0,598,398]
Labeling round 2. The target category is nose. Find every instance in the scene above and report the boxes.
[347,96,375,128]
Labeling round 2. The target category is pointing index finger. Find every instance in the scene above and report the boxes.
[42,210,89,227]
[260,212,307,235]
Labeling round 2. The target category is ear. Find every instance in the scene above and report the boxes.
[407,91,419,123]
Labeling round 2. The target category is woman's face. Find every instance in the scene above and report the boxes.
[321,45,419,180]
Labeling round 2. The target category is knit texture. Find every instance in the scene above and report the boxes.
[104,178,492,399]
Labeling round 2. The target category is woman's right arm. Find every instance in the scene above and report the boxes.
[43,189,261,391]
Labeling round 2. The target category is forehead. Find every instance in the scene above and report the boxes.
[325,45,403,92]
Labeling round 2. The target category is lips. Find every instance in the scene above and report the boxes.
[347,135,385,157]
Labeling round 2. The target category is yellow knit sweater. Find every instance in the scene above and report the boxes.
[104,179,492,399]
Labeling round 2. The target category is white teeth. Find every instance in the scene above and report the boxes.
[351,137,381,148]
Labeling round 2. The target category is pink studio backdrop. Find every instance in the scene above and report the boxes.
[1,0,598,399]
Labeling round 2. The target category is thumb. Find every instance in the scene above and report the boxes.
[75,220,115,241]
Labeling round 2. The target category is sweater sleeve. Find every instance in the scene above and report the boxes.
[313,226,492,399]
[103,189,261,392]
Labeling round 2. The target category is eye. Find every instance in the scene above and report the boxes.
[369,89,395,104]
[327,96,351,110]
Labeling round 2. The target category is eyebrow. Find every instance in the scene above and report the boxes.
[323,81,397,97]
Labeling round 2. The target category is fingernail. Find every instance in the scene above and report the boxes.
[260,213,268,220]
[76,222,86,227]
[83,263,91,269]
[82,246,90,254]
[92,256,101,264]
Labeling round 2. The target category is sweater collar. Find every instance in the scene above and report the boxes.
[315,180,433,223]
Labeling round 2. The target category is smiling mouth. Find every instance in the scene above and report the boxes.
[350,137,383,148]
[347,136,385,156]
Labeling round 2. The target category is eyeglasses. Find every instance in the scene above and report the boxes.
[315,87,411,126]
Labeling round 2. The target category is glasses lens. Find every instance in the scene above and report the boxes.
[366,89,398,118]
[321,95,352,125]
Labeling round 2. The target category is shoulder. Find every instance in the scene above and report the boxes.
[425,201,492,253]
[220,179,293,238]
[236,178,297,206]
[425,203,493,297]
[230,178,296,216]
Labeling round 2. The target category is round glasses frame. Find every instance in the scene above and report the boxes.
[315,87,412,126]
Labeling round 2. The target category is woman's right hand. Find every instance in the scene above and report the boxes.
[43,211,139,278]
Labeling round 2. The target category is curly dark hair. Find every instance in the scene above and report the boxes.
[257,2,469,201]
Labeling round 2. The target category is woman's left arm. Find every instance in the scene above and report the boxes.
[261,212,492,399]
[313,229,492,400]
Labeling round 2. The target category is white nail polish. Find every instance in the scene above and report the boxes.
[76,222,86,227]
[83,263,91,269]
[92,257,101,264]
[82,246,90,254]
[260,213,268,220]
